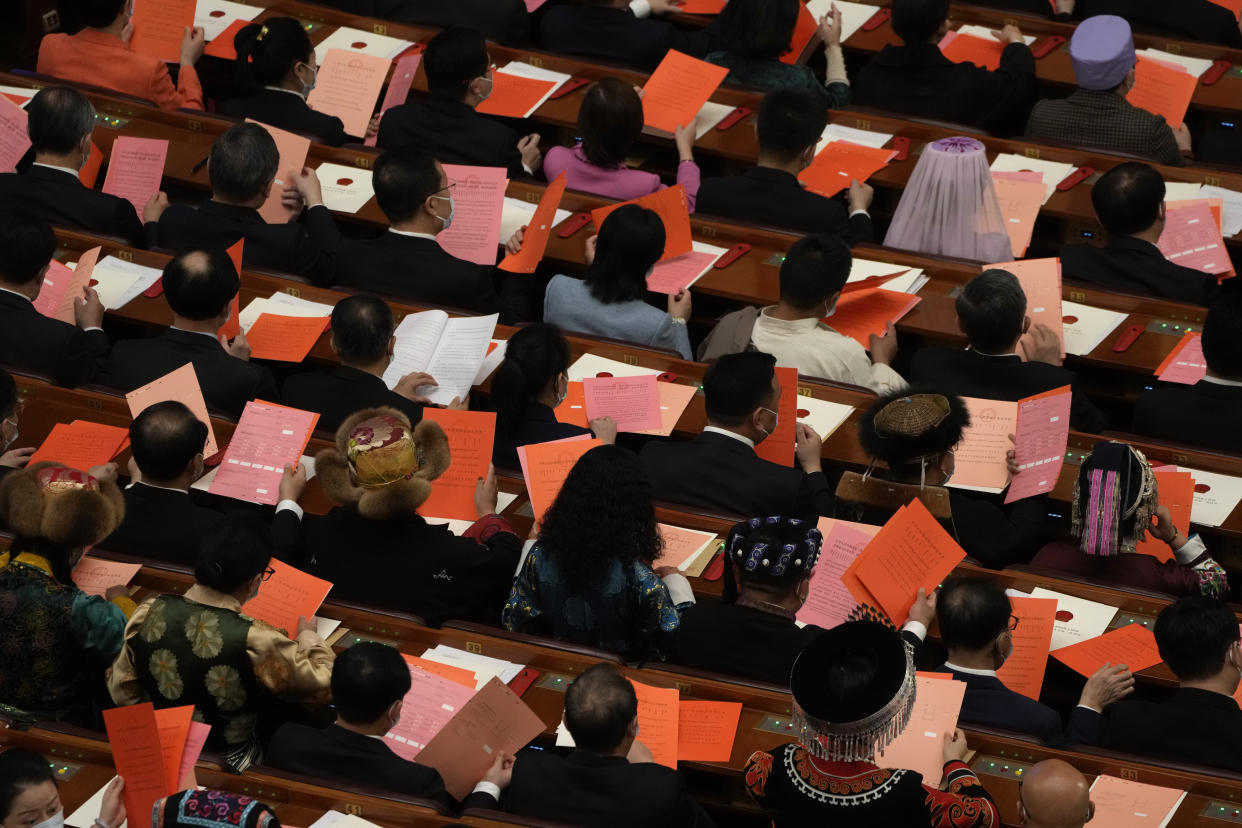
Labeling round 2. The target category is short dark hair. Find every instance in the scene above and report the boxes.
[780,234,852,311]
[233,17,313,92]
[331,642,412,724]
[0,749,55,823]
[0,368,16,422]
[1091,162,1164,237]
[209,123,280,203]
[1155,596,1241,682]
[373,148,442,224]
[578,78,643,169]
[756,88,829,162]
[892,0,949,44]
[586,205,665,304]
[1202,289,1242,380]
[331,294,394,365]
[719,0,800,59]
[76,0,128,28]
[162,249,240,321]
[130,401,209,482]
[0,210,56,286]
[703,351,777,426]
[194,514,274,594]
[563,664,638,753]
[424,27,489,100]
[26,86,95,154]
[492,323,571,434]
[956,269,1028,353]
[937,576,1012,650]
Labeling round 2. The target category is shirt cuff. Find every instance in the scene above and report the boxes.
[902,620,928,641]
[849,209,870,218]
[629,0,652,16]
[1174,533,1208,565]
[522,163,535,176]
[661,572,695,605]
[472,781,502,800]
[276,499,304,520]
[83,327,104,332]
[1076,702,1102,714]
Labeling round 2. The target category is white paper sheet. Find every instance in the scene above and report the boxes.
[1029,587,1118,651]
[1163,181,1203,202]
[315,163,375,213]
[66,777,124,828]
[90,256,163,310]
[1061,300,1128,357]
[474,338,508,385]
[315,616,342,639]
[691,100,734,139]
[795,395,854,440]
[1138,48,1214,78]
[1199,185,1242,238]
[419,644,524,689]
[954,24,1037,46]
[0,85,35,106]
[313,26,413,63]
[990,154,1075,204]
[806,0,880,43]
[817,123,895,155]
[383,310,498,405]
[498,197,573,246]
[194,0,261,40]
[847,258,927,294]
[1176,466,1242,527]
[238,293,333,333]
[566,352,664,382]
[423,492,519,537]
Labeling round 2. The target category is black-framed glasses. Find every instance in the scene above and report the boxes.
[1008,614,1020,631]
[428,180,458,199]
[262,566,276,581]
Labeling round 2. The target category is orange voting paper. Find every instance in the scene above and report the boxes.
[996,596,1058,700]
[1088,775,1187,827]
[641,50,729,134]
[1206,0,1242,16]
[1051,622,1163,677]
[0,93,30,174]
[419,409,497,520]
[245,313,330,362]
[991,257,1063,356]
[34,251,96,324]
[991,176,1044,258]
[153,705,193,793]
[875,673,966,787]
[677,700,741,763]
[1126,56,1197,128]
[305,49,390,138]
[636,381,698,437]
[780,1,819,65]
[129,0,196,63]
[102,703,169,828]
[126,363,220,458]
[177,722,210,789]
[79,142,103,188]
[679,0,726,11]
[499,172,568,273]
[203,18,248,60]
[826,288,920,347]
[72,556,142,597]
[28,420,129,471]
[1135,468,1195,562]
[476,72,559,118]
[654,524,718,570]
[940,32,1006,71]
[218,241,243,340]
[247,120,311,224]
[403,654,477,689]
[242,558,333,634]
[517,435,602,522]
[553,380,588,427]
[798,141,897,198]
[753,366,798,467]
[591,185,693,261]
[631,680,680,769]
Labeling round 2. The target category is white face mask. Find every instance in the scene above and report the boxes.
[31,810,64,828]
[553,373,568,408]
[430,194,454,230]
[296,61,317,97]
[756,406,779,440]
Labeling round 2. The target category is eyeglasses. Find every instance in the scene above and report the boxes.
[262,566,276,582]
[427,180,458,199]
[1008,613,1020,631]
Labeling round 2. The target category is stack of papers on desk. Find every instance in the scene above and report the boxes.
[313,26,413,63]
[237,292,334,333]
[817,123,894,155]
[1199,185,1242,237]
[419,645,525,690]
[1137,48,1215,78]
[1028,587,1117,650]
[848,257,928,294]
[1176,466,1242,527]
[990,154,1075,204]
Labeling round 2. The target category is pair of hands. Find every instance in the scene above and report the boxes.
[121,24,206,66]
[391,371,469,410]
[574,235,694,321]
[518,134,543,172]
[868,321,898,366]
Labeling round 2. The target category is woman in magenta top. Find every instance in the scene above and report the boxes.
[543,78,700,210]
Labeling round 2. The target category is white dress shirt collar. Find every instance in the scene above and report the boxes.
[702,426,755,448]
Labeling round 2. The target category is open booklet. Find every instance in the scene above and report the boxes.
[382,310,499,406]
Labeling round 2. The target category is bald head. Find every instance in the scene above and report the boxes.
[1019,760,1093,828]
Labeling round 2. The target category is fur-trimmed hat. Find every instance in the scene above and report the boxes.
[0,462,125,547]
[315,407,451,520]
[858,388,970,467]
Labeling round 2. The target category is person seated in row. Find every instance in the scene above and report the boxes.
[539,0,719,73]
[489,323,617,470]
[544,205,693,360]
[1016,759,1095,828]
[37,0,205,111]
[0,86,159,248]
[0,209,108,388]
[853,0,1036,136]
[543,78,700,210]
[910,268,1107,432]
[969,0,1075,19]
[698,234,905,392]
[1103,595,1242,772]
[109,513,335,772]
[0,369,30,486]
[275,408,522,626]
[469,663,716,826]
[1078,0,1241,52]
[504,445,693,660]
[641,351,834,521]
[377,27,543,179]
[156,123,340,287]
[933,576,1133,747]
[696,88,875,242]
[1133,290,1242,454]
[352,0,532,45]
[0,462,132,725]
[1030,441,1227,597]
[0,750,126,828]
[745,621,999,826]
[706,0,851,107]
[1060,163,1221,305]
[102,249,278,419]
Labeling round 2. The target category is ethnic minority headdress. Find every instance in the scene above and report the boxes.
[859,389,970,488]
[0,462,125,547]
[1072,440,1158,556]
[722,516,823,604]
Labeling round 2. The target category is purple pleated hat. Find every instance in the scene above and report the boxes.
[1069,15,1136,91]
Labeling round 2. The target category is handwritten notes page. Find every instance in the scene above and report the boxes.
[102,137,168,217]
[246,120,310,224]
[102,703,169,828]
[853,499,967,623]
[72,556,143,597]
[418,409,496,520]
[1029,587,1118,651]
[305,49,390,138]
[1088,775,1187,828]
[1127,56,1197,127]
[950,397,1017,493]
[641,50,729,134]
[129,0,196,62]
[995,596,1057,700]
[875,673,966,786]
[314,163,375,214]
[1158,200,1232,275]
[382,310,499,405]
[796,522,877,629]
[28,420,129,471]
[798,141,897,198]
[384,660,477,760]
[437,164,508,265]
[517,435,601,522]
[242,558,332,634]
[34,257,93,324]
[631,680,680,769]
[677,700,741,763]
[582,375,662,432]
[752,367,799,467]
[0,93,30,173]
[591,185,693,261]
[1155,331,1207,385]
[208,400,319,505]
[1052,622,1163,676]
[499,173,568,273]
[1004,386,1072,503]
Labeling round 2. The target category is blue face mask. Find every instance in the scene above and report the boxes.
[430,194,454,230]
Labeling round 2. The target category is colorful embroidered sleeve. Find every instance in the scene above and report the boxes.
[501,544,544,633]
[744,750,775,806]
[923,761,999,828]
[1176,535,1228,598]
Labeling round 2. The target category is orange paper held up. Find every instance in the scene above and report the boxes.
[28,420,130,471]
[403,653,477,689]
[753,366,798,467]
[677,700,741,762]
[245,313,330,362]
[476,72,559,118]
[631,680,680,769]
[641,50,730,134]
[826,288,921,347]
[780,1,820,65]
[516,435,601,522]
[246,120,311,224]
[996,596,1058,700]
[0,93,30,174]
[242,558,333,634]
[840,506,899,611]
[1134,468,1195,563]
[102,136,168,218]
[72,556,143,597]
[306,49,391,138]
[940,31,1006,71]
[499,172,568,273]
[991,175,1045,258]
[34,250,97,324]
[102,703,169,828]
[798,141,898,198]
[202,18,248,60]
[129,0,196,63]
[218,240,243,341]
[153,705,194,793]
[591,185,693,261]
[990,257,1063,357]
[875,673,966,787]
[553,380,589,427]
[1126,56,1197,128]
[1051,622,1163,677]
[419,409,497,520]
[79,141,103,188]
[1088,775,1187,828]
[125,362,220,458]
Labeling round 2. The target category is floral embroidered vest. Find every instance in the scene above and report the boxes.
[0,562,82,717]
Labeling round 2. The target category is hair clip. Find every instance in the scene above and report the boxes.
[255,24,269,42]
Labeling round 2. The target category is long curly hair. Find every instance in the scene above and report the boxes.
[536,445,663,591]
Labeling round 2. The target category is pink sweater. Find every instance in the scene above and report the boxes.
[543,145,699,211]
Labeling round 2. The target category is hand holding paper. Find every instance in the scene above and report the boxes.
[641,51,729,134]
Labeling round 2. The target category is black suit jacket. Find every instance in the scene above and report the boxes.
[155,201,340,287]
[673,601,822,686]
[639,431,833,521]
[1060,236,1220,306]
[345,0,531,45]
[0,166,151,248]
[377,99,527,179]
[935,665,1103,748]
[1132,380,1242,454]
[99,483,225,566]
[0,290,108,387]
[695,167,874,243]
[1104,687,1242,772]
[102,328,278,419]
[281,365,424,434]
[853,42,1036,136]
[493,402,591,472]
[219,90,351,146]
[538,4,718,72]
[1078,0,1242,47]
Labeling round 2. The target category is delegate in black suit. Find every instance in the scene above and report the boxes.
[377,99,528,179]
[155,201,340,287]
[695,167,874,243]
[1078,0,1242,48]
[1060,237,1221,306]
[639,431,833,521]
[493,402,590,472]
[102,329,278,419]
[219,91,350,147]
[281,366,424,434]
[538,3,718,72]
[934,665,1103,748]
[1132,380,1242,454]
[99,483,225,566]
[1103,687,1242,772]
[345,0,532,45]
[0,166,151,248]
[0,290,108,387]
[673,601,823,686]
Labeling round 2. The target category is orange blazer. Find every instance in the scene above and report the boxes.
[37,29,203,112]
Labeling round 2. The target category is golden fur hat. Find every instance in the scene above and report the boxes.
[0,462,125,547]
[315,407,451,519]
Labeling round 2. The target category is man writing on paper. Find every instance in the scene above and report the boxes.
[1025,16,1190,166]
[0,87,161,248]
[1103,596,1242,772]
[909,269,1108,432]
[696,89,875,242]
[376,28,543,180]
[699,234,905,392]
[933,576,1133,747]
[640,351,834,521]
[1060,163,1221,305]
[102,249,278,419]
[540,0,719,72]
[0,210,108,388]
[156,123,341,287]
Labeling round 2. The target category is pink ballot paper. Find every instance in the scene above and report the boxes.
[990,257,1063,356]
[125,363,219,458]
[102,137,168,218]
[247,120,311,224]
[1154,331,1207,385]
[582,374,662,432]
[646,247,720,295]
[951,397,1018,492]
[437,164,508,265]
[0,93,30,173]
[176,722,211,789]
[1088,775,1187,827]
[383,660,477,760]
[1158,200,1232,276]
[209,400,319,505]
[366,53,422,147]
[242,558,332,634]
[875,673,966,787]
[34,249,98,324]
[306,49,391,138]
[1005,386,1072,503]
[796,522,878,629]
[72,556,142,597]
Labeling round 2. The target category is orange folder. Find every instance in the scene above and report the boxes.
[641,50,729,134]
[825,288,920,347]
[28,420,129,471]
[797,141,897,198]
[418,409,497,520]
[102,703,169,828]
[403,653,477,689]
[218,240,243,340]
[242,558,333,634]
[995,596,1058,700]
[940,31,1006,71]
[677,700,741,763]
[79,142,103,189]
[1051,622,1163,677]
[499,172,567,273]
[1126,56,1197,128]
[780,1,820,65]
[753,366,798,467]
[631,680,679,769]
[1134,468,1195,563]
[245,313,330,362]
[591,185,693,261]
[476,72,559,118]
[516,435,601,522]
[129,0,196,63]
[246,120,311,224]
